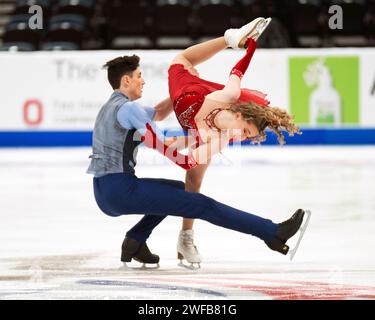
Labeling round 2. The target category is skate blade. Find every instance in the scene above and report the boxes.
[254,18,272,41]
[244,17,272,44]
[238,18,264,47]
[178,260,201,271]
[289,209,312,261]
[121,262,160,270]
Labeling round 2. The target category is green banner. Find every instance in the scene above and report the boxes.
[289,56,359,125]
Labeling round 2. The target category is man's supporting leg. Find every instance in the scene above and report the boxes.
[126,178,185,243]
[126,215,167,243]
[121,178,186,266]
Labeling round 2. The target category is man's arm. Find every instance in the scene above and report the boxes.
[153,98,174,121]
[117,102,198,170]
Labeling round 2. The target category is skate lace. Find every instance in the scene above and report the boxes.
[182,234,195,247]
[179,232,201,261]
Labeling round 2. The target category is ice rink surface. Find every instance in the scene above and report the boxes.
[0,146,375,300]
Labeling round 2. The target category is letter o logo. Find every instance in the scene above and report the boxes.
[23,99,43,126]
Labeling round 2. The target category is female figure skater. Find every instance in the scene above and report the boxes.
[161,18,301,267]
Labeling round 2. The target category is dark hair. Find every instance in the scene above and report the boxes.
[103,55,140,90]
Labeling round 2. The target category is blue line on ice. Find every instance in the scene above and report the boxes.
[76,280,226,297]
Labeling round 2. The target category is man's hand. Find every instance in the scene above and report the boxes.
[153,98,174,121]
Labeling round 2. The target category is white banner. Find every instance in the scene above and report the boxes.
[0,48,374,130]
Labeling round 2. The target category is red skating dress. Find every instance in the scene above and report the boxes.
[168,64,270,144]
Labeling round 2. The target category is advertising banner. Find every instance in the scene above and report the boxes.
[289,56,359,126]
[0,48,374,146]
[0,49,292,131]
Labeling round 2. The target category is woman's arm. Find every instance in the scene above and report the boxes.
[190,132,231,165]
[205,74,241,103]
[204,38,257,104]
[142,123,198,170]
[164,135,197,151]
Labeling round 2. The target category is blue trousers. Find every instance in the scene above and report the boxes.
[93,173,277,244]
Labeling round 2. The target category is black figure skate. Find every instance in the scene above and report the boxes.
[265,209,311,260]
[121,237,160,269]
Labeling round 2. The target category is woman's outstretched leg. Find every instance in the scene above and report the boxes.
[171,37,228,69]
[171,17,271,69]
[182,37,228,67]
[178,161,211,267]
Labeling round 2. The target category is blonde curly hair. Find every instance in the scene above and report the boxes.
[229,102,302,145]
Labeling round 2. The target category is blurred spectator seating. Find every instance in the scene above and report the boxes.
[13,0,52,18]
[323,0,368,46]
[196,0,240,41]
[3,14,43,48]
[0,0,374,49]
[0,41,36,51]
[40,40,79,50]
[105,0,153,49]
[153,0,195,48]
[284,0,325,47]
[56,0,96,18]
[45,14,88,49]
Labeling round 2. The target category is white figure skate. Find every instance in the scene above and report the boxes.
[177,229,201,270]
[224,17,272,49]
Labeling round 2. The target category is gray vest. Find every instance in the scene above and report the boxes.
[87,91,143,176]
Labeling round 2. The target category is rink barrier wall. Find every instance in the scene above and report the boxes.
[1,128,375,147]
